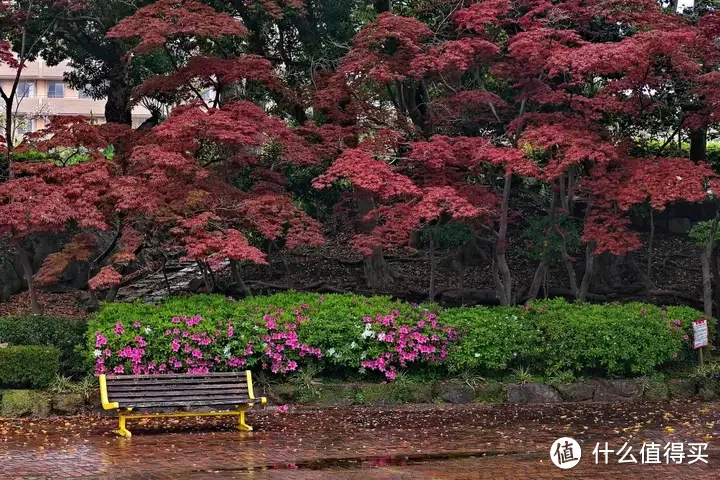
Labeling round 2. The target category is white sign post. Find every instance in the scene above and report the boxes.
[693,319,709,366]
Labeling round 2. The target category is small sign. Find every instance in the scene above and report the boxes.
[693,319,709,350]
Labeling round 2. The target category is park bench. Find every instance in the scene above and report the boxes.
[99,371,267,437]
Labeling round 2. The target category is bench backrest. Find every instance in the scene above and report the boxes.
[103,372,256,409]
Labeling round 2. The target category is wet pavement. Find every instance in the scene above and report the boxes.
[0,402,719,479]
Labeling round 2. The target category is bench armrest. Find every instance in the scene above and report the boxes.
[99,374,120,410]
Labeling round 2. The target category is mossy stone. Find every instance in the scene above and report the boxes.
[666,378,698,400]
[1,390,52,417]
[643,381,669,402]
[698,379,720,401]
[52,393,86,415]
[473,381,506,403]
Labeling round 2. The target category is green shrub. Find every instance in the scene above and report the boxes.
[88,293,708,381]
[0,315,88,377]
[0,346,61,388]
[526,299,706,376]
[444,306,537,372]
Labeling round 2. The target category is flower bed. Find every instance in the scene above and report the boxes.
[88,293,709,380]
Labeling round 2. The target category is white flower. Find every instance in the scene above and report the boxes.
[327,347,336,356]
[350,341,357,349]
[474,353,481,358]
[253,325,259,330]
[361,326,375,339]
[358,367,366,374]
[360,351,367,359]
[144,327,151,334]
[513,352,518,357]
[377,332,386,341]
[223,345,232,358]
[93,349,102,358]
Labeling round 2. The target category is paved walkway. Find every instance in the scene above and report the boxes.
[0,402,718,479]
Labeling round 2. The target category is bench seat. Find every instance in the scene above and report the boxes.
[99,371,267,437]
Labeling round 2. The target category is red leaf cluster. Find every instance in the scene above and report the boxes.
[106,0,247,55]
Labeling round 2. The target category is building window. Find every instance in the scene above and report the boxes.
[15,118,36,136]
[47,82,65,98]
[17,81,35,99]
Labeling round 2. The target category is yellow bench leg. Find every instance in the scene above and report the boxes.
[115,412,132,438]
[236,409,252,432]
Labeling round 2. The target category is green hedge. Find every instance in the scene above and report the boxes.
[0,346,60,388]
[0,316,87,377]
[88,293,709,380]
[446,299,706,376]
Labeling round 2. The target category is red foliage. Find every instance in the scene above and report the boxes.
[88,266,123,291]
[134,55,284,103]
[411,38,499,77]
[338,13,433,84]
[0,40,18,68]
[247,0,304,18]
[240,195,324,250]
[617,157,713,212]
[313,149,421,200]
[106,0,247,55]
[452,0,511,32]
[35,233,97,286]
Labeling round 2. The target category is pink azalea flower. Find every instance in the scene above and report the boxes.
[95,333,107,348]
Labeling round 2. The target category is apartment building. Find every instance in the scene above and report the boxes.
[0,59,150,138]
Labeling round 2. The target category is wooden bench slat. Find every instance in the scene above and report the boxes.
[123,399,255,408]
[108,384,249,394]
[107,372,246,380]
[110,388,248,399]
[114,394,252,403]
[106,378,250,387]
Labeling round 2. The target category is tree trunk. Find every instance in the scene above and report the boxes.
[578,242,595,302]
[712,247,720,320]
[690,128,707,162]
[4,97,14,178]
[647,209,654,278]
[701,213,718,318]
[428,225,438,302]
[702,253,713,318]
[356,192,395,290]
[551,190,580,298]
[15,242,41,314]
[491,175,513,304]
[197,260,212,293]
[105,285,120,303]
[230,259,253,297]
[105,73,132,125]
[162,261,172,296]
[527,262,547,303]
[491,256,508,306]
